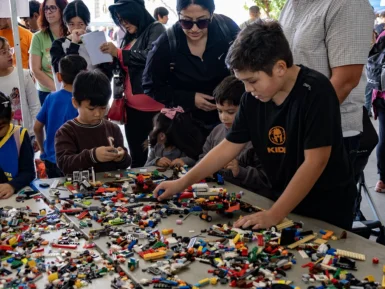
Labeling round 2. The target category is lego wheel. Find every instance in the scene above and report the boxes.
[206,216,213,222]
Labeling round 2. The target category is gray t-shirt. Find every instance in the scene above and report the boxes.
[279,0,374,135]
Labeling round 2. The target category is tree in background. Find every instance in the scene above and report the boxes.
[245,0,286,19]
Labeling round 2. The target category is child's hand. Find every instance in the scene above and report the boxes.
[95,146,120,162]
[170,159,185,167]
[224,159,240,177]
[0,184,15,199]
[233,210,283,230]
[156,157,172,167]
[113,147,125,162]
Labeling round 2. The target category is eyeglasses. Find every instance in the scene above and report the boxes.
[0,47,14,56]
[179,18,211,30]
[44,5,58,13]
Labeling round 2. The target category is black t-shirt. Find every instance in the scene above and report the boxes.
[227,66,356,228]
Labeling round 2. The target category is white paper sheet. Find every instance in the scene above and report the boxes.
[81,31,113,65]
[0,0,29,18]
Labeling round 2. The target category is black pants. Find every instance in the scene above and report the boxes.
[125,106,158,168]
[44,160,64,179]
[343,134,361,183]
[374,99,385,182]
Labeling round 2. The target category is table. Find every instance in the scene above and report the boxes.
[30,168,385,288]
[2,195,117,288]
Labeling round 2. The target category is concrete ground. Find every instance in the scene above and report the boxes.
[360,118,385,223]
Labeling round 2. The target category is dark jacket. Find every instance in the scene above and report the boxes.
[121,22,165,94]
[142,15,240,127]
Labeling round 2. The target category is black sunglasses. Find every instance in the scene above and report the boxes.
[179,18,211,30]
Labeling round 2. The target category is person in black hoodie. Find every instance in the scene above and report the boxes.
[100,0,165,168]
[142,0,240,138]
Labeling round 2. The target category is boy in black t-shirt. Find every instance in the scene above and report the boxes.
[154,20,356,230]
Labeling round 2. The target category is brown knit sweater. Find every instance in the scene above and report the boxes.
[55,119,131,174]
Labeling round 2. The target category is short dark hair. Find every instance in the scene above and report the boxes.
[29,0,41,18]
[154,7,169,20]
[59,55,88,85]
[73,70,111,107]
[249,6,260,14]
[0,92,12,122]
[213,75,245,106]
[176,0,215,14]
[0,37,8,49]
[380,11,385,18]
[63,0,91,26]
[226,20,293,75]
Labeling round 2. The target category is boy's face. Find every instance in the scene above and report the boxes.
[72,99,107,125]
[0,42,13,70]
[216,101,239,129]
[234,62,285,103]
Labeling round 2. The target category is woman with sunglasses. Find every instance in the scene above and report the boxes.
[143,0,239,137]
[30,0,68,105]
[100,0,165,168]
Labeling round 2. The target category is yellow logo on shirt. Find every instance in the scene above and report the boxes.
[267,126,286,154]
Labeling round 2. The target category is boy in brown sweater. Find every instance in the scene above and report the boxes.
[55,70,131,175]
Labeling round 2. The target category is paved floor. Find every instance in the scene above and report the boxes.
[360,118,385,223]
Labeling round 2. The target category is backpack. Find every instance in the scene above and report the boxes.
[366,35,385,91]
[166,14,233,72]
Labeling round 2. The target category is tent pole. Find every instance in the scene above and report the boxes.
[9,0,28,129]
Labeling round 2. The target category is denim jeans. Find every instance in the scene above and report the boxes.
[38,90,51,106]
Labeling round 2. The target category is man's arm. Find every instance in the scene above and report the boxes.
[33,120,45,153]
[330,65,364,104]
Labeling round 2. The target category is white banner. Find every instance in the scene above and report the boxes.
[0,0,29,18]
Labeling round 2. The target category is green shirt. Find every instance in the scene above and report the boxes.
[29,30,57,92]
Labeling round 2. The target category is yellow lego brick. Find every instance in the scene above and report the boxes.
[336,249,365,261]
[48,272,59,282]
[365,275,375,282]
[210,278,218,285]
[143,251,166,261]
[382,275,385,289]
[21,258,28,264]
[28,260,36,267]
[314,238,327,245]
[383,265,385,273]
[233,233,240,244]
[8,237,17,246]
[199,278,210,285]
[198,246,203,252]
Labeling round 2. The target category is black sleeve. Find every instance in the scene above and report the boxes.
[304,76,337,150]
[9,133,35,192]
[226,94,251,144]
[50,38,80,73]
[142,33,196,108]
[122,23,166,68]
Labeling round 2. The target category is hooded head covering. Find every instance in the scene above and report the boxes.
[109,0,155,45]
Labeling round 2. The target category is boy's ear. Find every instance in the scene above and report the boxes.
[57,72,62,83]
[33,13,39,20]
[275,60,287,76]
[72,97,79,109]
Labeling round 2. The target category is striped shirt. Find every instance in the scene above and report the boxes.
[279,0,374,135]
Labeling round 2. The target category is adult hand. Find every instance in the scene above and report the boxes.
[95,146,120,162]
[153,179,187,201]
[100,42,118,58]
[70,29,86,44]
[0,184,15,199]
[113,147,125,162]
[233,210,283,230]
[170,158,185,167]
[224,159,240,177]
[156,157,172,167]
[195,93,217,112]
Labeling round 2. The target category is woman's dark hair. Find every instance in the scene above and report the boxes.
[63,0,90,26]
[109,0,155,46]
[0,92,12,122]
[148,112,205,160]
[38,0,68,36]
[73,70,111,107]
[176,0,215,14]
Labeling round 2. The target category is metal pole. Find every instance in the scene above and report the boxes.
[9,0,28,128]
